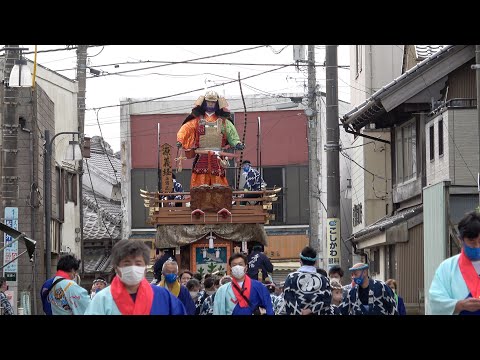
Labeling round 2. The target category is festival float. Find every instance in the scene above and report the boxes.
[140,88,280,278]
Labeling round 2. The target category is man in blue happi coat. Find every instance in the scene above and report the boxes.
[339,263,398,315]
[213,252,273,315]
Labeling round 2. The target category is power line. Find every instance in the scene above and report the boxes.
[415,72,478,184]
[318,95,365,226]
[340,150,389,181]
[86,61,350,78]
[103,110,304,142]
[54,61,349,73]
[110,71,212,78]
[267,45,290,54]
[84,90,301,126]
[40,56,78,64]
[85,45,268,78]
[342,141,375,150]
[311,93,353,255]
[338,76,372,95]
[202,72,293,100]
[94,109,127,207]
[94,109,120,184]
[86,64,290,111]
[22,45,103,55]
[336,114,389,200]
[338,147,364,226]
[440,112,478,184]
[88,46,105,58]
[85,86,300,125]
[84,92,300,127]
[340,197,353,239]
[84,159,114,241]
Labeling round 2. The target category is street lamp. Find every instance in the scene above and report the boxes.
[64,136,83,161]
[1,47,32,88]
[44,130,82,279]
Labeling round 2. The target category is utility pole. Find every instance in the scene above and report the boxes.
[325,45,341,270]
[44,130,52,279]
[306,45,321,264]
[76,45,87,272]
[1,46,19,208]
[1,45,20,314]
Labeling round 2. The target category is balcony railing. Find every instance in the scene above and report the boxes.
[431,98,477,115]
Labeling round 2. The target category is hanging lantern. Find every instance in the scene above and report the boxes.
[207,231,216,249]
[241,241,247,253]
[215,248,220,259]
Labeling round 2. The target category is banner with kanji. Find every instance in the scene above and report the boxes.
[160,143,173,193]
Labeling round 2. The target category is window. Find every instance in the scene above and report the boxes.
[55,167,64,221]
[395,120,417,184]
[65,172,78,204]
[51,218,62,254]
[429,125,434,161]
[371,248,380,274]
[355,45,363,77]
[438,119,444,156]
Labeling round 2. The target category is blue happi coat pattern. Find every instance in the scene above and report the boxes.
[243,167,265,191]
[167,180,184,201]
[200,293,215,315]
[273,293,287,315]
[339,278,398,315]
[283,268,333,315]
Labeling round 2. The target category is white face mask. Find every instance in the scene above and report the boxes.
[118,265,146,286]
[189,291,198,298]
[206,290,216,296]
[231,265,245,279]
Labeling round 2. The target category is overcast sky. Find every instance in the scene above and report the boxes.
[21,45,351,152]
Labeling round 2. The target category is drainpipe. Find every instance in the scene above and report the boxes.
[369,45,374,96]
[352,241,368,265]
[19,117,37,315]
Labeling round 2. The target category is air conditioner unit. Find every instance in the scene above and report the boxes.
[293,45,306,62]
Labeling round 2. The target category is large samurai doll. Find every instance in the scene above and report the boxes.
[176,90,244,189]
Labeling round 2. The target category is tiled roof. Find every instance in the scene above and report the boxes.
[83,187,122,240]
[415,45,446,60]
[349,204,423,241]
[83,247,114,274]
[84,137,121,185]
[342,45,460,130]
[83,187,122,223]
[83,207,121,241]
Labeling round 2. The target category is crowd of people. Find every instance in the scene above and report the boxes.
[32,238,413,316]
[3,90,478,316]
[27,208,479,316]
